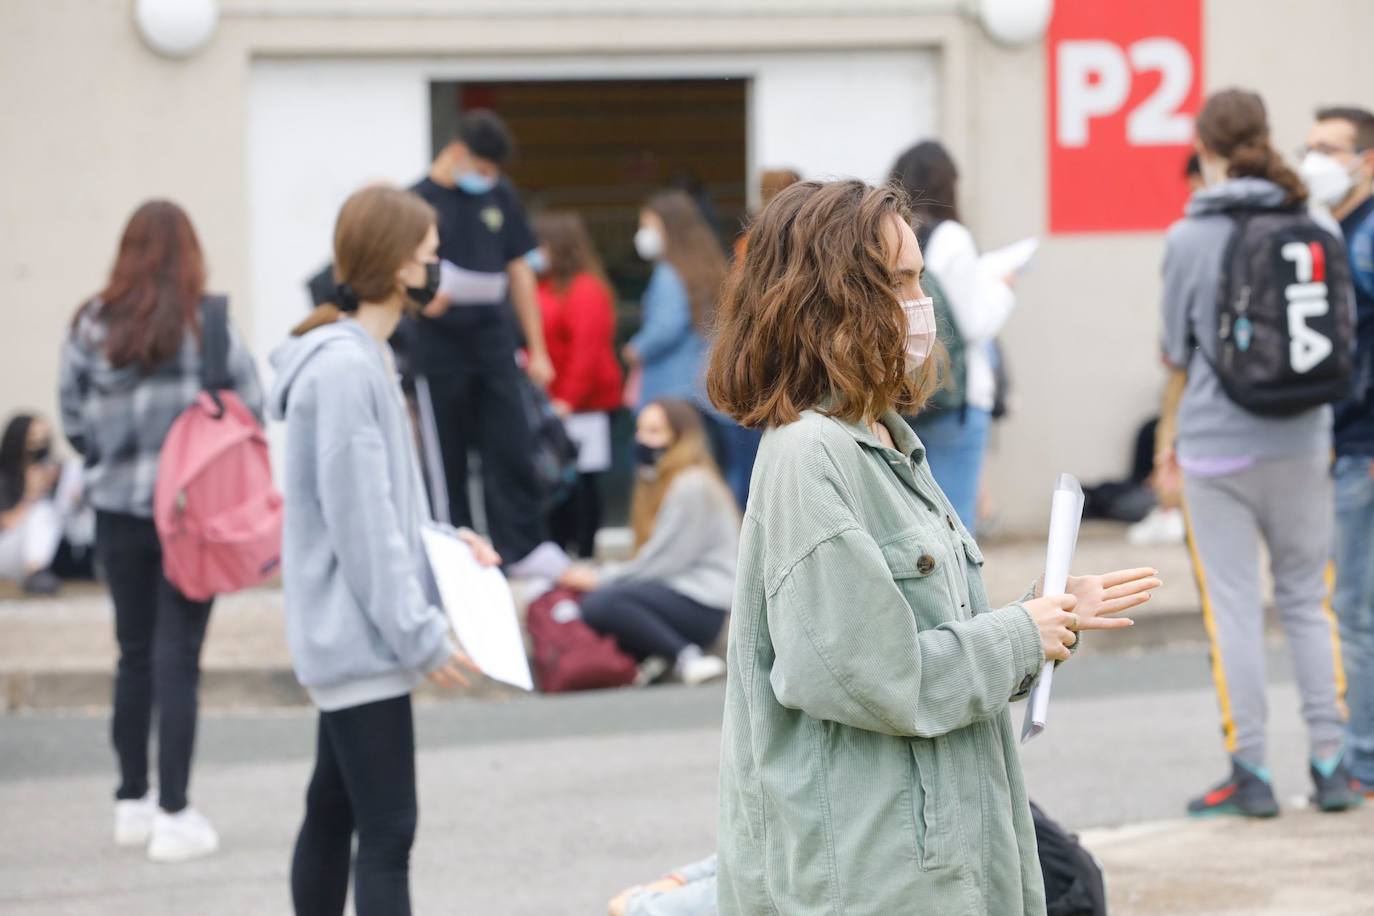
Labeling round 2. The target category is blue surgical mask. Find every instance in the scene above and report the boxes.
[455,170,497,195]
[525,247,549,275]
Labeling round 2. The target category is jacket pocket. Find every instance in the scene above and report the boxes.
[881,531,961,627]
[910,740,949,871]
[961,539,992,614]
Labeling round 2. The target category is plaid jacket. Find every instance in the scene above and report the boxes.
[58,298,265,519]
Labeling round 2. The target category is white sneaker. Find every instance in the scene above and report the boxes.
[113,791,157,847]
[1127,507,1185,547]
[147,807,220,863]
[678,653,727,687]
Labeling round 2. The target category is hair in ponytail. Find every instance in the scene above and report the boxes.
[291,186,436,337]
[1196,88,1308,207]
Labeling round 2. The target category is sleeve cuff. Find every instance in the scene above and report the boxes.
[1002,603,1045,685]
[420,627,458,674]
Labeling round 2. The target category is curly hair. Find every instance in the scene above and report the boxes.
[706,179,942,429]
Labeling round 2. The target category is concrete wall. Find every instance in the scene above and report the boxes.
[3,0,1373,532]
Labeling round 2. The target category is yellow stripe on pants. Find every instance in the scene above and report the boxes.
[1182,501,1238,753]
[1322,561,1349,719]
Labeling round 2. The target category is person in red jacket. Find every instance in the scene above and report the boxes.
[532,211,624,558]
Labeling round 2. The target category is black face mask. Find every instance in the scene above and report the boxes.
[634,442,667,469]
[405,261,441,308]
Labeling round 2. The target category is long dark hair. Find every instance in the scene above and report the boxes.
[629,399,730,549]
[1196,89,1308,206]
[83,200,207,372]
[0,414,36,511]
[889,141,961,238]
[532,210,611,296]
[646,190,727,331]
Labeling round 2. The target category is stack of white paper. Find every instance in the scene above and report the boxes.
[1020,474,1084,743]
[420,524,534,692]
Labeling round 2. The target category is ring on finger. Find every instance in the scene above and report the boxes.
[1066,613,1079,632]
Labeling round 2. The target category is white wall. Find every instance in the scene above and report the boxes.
[245,50,940,353]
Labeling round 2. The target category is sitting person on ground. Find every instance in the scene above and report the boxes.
[559,398,739,685]
[0,413,85,595]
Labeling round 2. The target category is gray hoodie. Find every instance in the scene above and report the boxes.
[269,320,453,711]
[1161,177,1332,461]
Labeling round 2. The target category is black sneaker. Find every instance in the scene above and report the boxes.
[1311,752,1364,813]
[1187,759,1279,818]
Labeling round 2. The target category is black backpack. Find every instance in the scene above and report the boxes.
[1033,801,1108,916]
[1200,207,1355,416]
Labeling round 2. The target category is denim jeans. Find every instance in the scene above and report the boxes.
[1333,455,1374,782]
[907,407,992,535]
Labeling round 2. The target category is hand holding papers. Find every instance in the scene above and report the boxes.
[1021,474,1084,743]
[420,524,534,691]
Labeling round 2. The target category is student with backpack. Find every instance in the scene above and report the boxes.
[1157,89,1362,817]
[558,398,738,687]
[58,200,265,861]
[270,185,498,916]
[889,141,1017,533]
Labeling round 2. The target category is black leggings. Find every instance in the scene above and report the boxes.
[580,581,726,661]
[97,511,213,814]
[291,695,418,916]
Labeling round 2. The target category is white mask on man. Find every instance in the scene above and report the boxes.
[902,296,937,368]
[634,226,665,261]
[1300,151,1357,208]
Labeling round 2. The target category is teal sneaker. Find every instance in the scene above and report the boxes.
[1311,750,1364,813]
[1187,759,1279,818]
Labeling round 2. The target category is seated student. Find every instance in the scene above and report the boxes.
[558,399,738,686]
[0,414,87,595]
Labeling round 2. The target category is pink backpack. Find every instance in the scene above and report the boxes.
[154,298,282,601]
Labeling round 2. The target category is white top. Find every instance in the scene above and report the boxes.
[923,220,1016,412]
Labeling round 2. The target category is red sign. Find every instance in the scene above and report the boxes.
[1048,0,1203,233]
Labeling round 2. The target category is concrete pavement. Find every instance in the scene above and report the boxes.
[2,649,1371,915]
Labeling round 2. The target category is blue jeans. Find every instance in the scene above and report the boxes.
[1333,455,1374,782]
[907,407,992,534]
[706,415,762,511]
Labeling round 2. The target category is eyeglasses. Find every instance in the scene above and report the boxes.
[1300,143,1361,159]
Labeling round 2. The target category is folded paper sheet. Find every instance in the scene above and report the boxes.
[1021,474,1084,743]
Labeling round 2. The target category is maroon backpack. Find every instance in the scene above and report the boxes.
[526,588,637,693]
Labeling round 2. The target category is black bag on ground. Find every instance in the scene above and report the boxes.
[1203,208,1355,416]
[1033,801,1108,916]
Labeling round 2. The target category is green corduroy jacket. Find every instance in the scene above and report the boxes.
[717,409,1048,916]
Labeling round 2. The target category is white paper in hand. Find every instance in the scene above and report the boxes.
[979,237,1039,281]
[1021,474,1084,743]
[420,525,534,691]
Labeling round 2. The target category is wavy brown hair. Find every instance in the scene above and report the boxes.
[531,210,611,295]
[83,200,206,371]
[292,186,436,336]
[646,190,726,331]
[707,179,942,429]
[1196,89,1308,207]
[629,399,733,550]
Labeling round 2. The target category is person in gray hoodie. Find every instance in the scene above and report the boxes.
[1157,89,1361,819]
[270,186,497,916]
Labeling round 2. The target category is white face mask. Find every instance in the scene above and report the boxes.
[1300,151,1356,208]
[634,226,665,261]
[902,296,937,367]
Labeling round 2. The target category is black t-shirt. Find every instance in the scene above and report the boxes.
[412,176,536,282]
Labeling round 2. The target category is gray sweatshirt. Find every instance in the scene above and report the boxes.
[268,320,453,711]
[600,467,739,610]
[1161,177,1332,461]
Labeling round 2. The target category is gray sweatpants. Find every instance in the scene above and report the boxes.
[1183,451,1346,766]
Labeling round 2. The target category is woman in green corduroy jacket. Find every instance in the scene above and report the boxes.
[705,179,1160,916]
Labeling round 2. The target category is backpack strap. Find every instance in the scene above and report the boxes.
[200,295,231,416]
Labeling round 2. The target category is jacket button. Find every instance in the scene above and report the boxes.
[946,515,956,531]
[917,554,936,575]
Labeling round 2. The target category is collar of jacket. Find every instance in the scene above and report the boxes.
[819,406,926,463]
